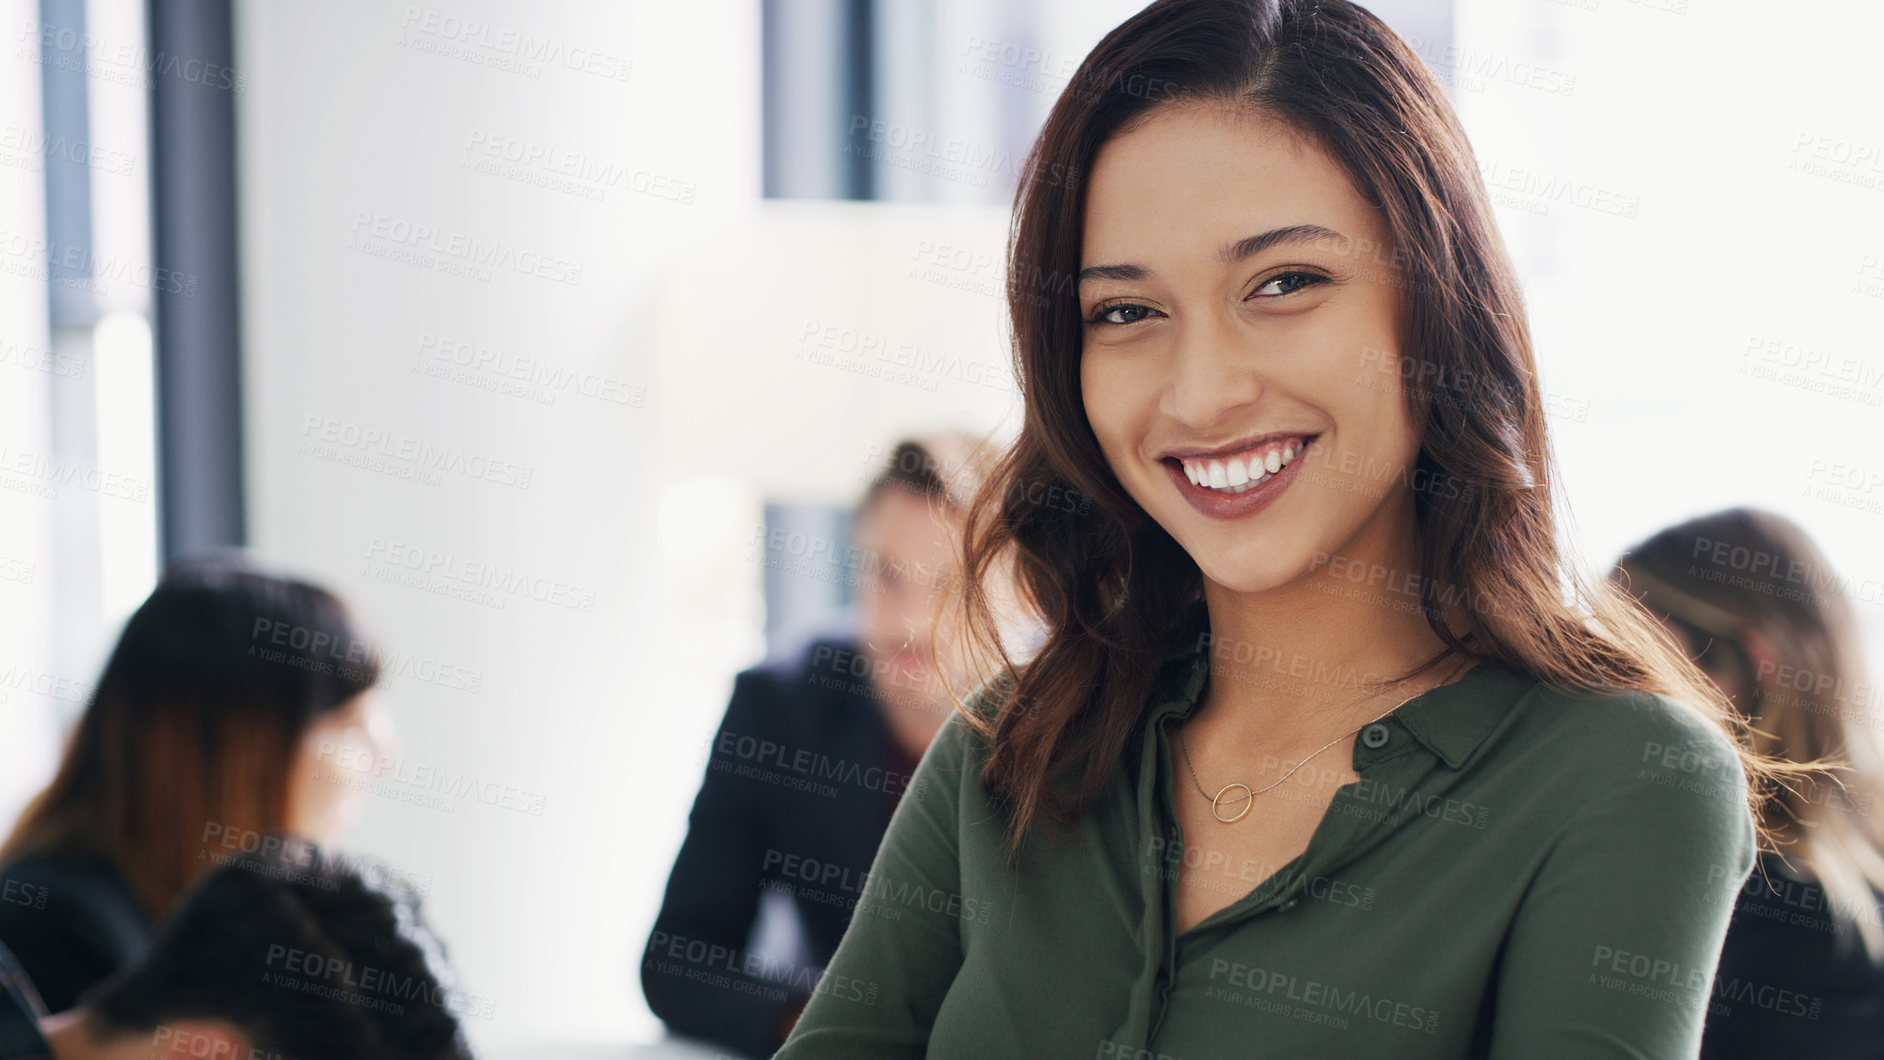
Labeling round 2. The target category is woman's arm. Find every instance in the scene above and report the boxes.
[1486,703,1757,1058]
[641,671,808,1058]
[773,708,975,1058]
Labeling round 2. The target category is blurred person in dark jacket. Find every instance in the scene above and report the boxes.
[1614,508,1884,1059]
[642,433,1020,1057]
[0,558,398,1012]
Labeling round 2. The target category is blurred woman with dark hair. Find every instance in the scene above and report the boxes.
[1614,508,1884,1057]
[0,557,394,1012]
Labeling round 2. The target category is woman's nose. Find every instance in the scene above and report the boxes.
[1164,311,1264,429]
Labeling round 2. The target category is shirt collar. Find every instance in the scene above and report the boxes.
[1145,628,1533,771]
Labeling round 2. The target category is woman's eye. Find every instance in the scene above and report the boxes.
[1085,302,1158,327]
[1250,271,1329,298]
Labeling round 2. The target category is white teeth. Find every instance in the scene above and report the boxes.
[1177,439,1310,494]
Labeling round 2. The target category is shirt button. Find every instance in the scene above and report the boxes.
[1361,723,1390,749]
[1280,898,1300,911]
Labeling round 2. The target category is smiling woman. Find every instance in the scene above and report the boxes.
[773,1,1815,1057]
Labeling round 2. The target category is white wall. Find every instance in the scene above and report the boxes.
[1450,0,1884,656]
[234,0,759,1048]
[236,3,1023,1052]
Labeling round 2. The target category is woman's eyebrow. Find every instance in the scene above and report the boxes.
[1077,223,1350,286]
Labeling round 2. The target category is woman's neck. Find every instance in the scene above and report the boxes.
[1194,520,1455,747]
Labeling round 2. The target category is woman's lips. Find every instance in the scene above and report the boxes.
[1162,436,1316,520]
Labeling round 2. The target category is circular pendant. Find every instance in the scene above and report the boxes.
[1211,783,1253,823]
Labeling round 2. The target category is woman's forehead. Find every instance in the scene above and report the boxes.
[1080,106,1374,268]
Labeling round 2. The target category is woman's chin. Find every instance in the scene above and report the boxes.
[1190,549,1314,597]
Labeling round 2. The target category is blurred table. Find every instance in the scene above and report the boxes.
[484,1035,739,1060]
[486,1039,742,1060]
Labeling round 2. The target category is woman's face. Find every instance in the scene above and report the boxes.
[290,688,399,843]
[1079,102,1421,595]
[854,486,966,720]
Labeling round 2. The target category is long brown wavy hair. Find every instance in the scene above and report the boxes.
[945,0,1814,851]
[1615,509,1884,959]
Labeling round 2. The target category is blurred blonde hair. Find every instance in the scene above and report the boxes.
[1615,508,1884,961]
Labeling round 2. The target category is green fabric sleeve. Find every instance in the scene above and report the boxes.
[773,708,978,1057]
[1485,696,1757,1058]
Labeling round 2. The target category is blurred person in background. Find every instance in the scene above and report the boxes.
[1614,508,1884,1057]
[0,838,474,1060]
[642,433,1004,1057]
[0,558,398,1012]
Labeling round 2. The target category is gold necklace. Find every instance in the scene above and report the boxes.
[1175,661,1464,824]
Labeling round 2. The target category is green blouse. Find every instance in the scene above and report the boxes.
[775,637,1758,1059]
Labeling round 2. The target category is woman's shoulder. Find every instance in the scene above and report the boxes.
[3,847,125,890]
[928,679,1007,766]
[1510,678,1741,769]
[0,848,149,956]
[0,849,150,1014]
[0,849,146,920]
[1498,678,1751,829]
